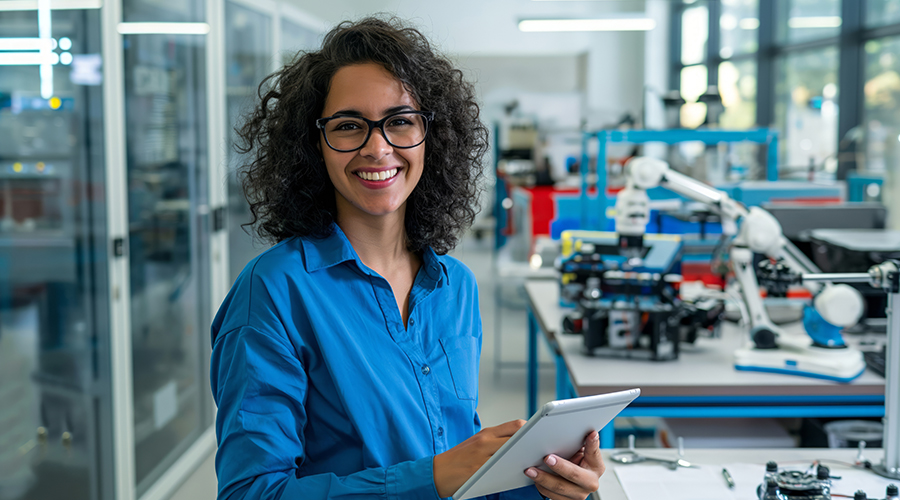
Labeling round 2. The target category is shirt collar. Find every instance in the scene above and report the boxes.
[421,246,451,286]
[300,224,450,285]
[299,224,361,273]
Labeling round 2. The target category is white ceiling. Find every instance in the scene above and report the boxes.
[288,0,648,56]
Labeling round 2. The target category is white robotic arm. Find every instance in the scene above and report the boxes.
[617,157,864,342]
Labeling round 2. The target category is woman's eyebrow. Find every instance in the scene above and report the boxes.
[384,105,415,114]
[330,105,415,117]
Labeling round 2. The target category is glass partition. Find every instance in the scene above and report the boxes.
[122,32,211,495]
[225,1,273,282]
[0,6,112,500]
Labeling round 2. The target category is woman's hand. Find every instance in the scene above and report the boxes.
[524,430,605,500]
[433,419,526,498]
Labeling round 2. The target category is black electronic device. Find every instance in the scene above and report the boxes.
[755,462,896,500]
[757,463,833,500]
[863,346,886,378]
[558,233,724,361]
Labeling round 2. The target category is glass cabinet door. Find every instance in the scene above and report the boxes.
[0,6,113,500]
[121,32,211,495]
[225,1,272,282]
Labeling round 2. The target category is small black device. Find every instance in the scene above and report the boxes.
[757,463,833,500]
[863,346,886,378]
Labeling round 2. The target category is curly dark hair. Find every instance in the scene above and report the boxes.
[235,16,489,255]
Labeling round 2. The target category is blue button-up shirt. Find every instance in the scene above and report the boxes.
[210,225,540,500]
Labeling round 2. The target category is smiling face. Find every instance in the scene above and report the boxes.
[319,63,426,225]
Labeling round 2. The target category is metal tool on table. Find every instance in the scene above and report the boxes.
[610,435,697,470]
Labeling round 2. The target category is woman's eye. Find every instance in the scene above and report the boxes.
[388,117,412,127]
[334,121,362,131]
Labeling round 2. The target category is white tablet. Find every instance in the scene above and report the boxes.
[452,388,640,500]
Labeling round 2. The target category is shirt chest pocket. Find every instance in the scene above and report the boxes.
[439,337,478,401]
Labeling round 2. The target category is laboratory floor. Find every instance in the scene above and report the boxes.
[171,231,558,500]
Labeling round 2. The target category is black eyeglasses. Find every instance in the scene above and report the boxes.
[316,110,435,153]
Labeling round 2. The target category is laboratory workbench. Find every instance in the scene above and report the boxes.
[524,280,886,448]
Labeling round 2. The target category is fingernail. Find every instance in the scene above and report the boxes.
[546,455,558,466]
[591,431,600,442]
[525,468,538,478]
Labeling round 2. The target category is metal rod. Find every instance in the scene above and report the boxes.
[801,273,871,283]
[874,291,900,479]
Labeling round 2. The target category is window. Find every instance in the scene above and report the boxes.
[864,37,900,174]
[720,0,759,58]
[774,47,839,176]
[867,0,900,28]
[719,59,758,129]
[682,2,709,66]
[776,0,841,44]
[680,64,709,128]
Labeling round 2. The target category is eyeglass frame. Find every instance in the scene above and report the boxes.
[315,110,435,153]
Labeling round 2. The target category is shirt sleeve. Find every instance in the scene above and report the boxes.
[211,324,441,500]
[489,485,545,500]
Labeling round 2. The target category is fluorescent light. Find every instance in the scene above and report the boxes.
[0,52,55,64]
[0,0,100,10]
[0,52,71,65]
[788,16,842,29]
[739,18,760,30]
[117,22,210,35]
[0,38,54,51]
[518,18,656,32]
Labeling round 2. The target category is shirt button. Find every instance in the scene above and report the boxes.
[421,365,431,375]
[437,427,444,437]
[409,318,415,326]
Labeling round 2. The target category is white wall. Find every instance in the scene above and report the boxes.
[584,31,646,128]
[459,54,583,96]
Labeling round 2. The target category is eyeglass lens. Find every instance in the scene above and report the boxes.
[323,112,428,151]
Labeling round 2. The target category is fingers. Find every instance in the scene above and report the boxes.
[523,431,604,499]
[581,431,605,476]
[489,419,527,437]
[526,462,596,500]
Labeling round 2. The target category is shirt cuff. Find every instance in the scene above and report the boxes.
[385,456,442,500]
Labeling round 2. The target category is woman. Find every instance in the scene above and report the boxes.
[210,16,604,500]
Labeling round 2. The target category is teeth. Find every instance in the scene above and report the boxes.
[356,168,398,182]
